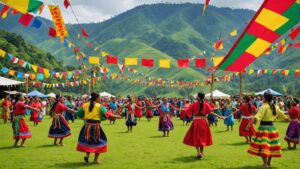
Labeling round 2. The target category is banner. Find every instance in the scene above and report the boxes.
[48,5,68,38]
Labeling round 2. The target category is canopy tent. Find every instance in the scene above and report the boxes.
[255,88,283,96]
[205,90,230,98]
[47,92,56,98]
[4,91,26,95]
[0,76,23,86]
[28,90,48,98]
[100,92,115,98]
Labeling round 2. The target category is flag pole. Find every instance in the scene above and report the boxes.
[210,73,214,100]
[239,71,243,98]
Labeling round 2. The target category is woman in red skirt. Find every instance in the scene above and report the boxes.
[12,94,41,147]
[238,96,257,143]
[30,97,43,126]
[145,98,154,122]
[182,93,224,159]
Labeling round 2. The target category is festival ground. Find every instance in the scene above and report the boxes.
[0,117,298,169]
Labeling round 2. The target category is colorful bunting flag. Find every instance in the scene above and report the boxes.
[230,29,238,36]
[125,58,138,66]
[48,5,68,38]
[0,49,6,58]
[141,59,154,68]
[30,18,42,28]
[202,0,210,15]
[81,27,89,37]
[18,13,33,26]
[177,59,189,68]
[106,55,118,64]
[212,57,224,67]
[48,27,57,37]
[0,0,43,14]
[159,59,171,69]
[89,56,99,65]
[217,0,300,72]
[213,39,223,50]
[195,58,206,68]
[101,51,108,57]
[289,26,300,40]
[63,0,70,9]
[0,5,9,19]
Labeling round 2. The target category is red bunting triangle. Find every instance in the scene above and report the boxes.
[19,13,34,26]
[64,0,71,9]
[81,27,89,37]
[88,43,92,48]
[294,42,300,48]
[11,9,18,15]
[48,27,57,37]
[289,26,300,40]
[1,5,10,17]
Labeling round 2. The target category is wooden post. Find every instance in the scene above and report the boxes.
[81,64,85,94]
[239,71,243,98]
[210,73,214,100]
[90,65,95,93]
[26,76,29,94]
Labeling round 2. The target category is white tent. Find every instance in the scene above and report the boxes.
[0,76,23,86]
[205,90,230,98]
[255,88,283,96]
[100,91,115,98]
[47,92,56,98]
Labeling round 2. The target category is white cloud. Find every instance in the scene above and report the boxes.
[40,0,262,23]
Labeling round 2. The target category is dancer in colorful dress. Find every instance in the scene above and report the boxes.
[12,94,40,147]
[180,100,192,126]
[145,98,154,122]
[284,97,300,150]
[76,92,119,164]
[246,92,289,168]
[30,97,43,126]
[182,93,224,159]
[207,100,218,127]
[108,97,117,124]
[135,96,143,121]
[224,98,234,131]
[2,95,11,124]
[156,98,176,137]
[238,96,257,143]
[48,94,76,146]
[125,98,138,132]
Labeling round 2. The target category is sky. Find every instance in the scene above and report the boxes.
[41,0,263,23]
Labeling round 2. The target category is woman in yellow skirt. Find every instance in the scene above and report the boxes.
[246,92,289,168]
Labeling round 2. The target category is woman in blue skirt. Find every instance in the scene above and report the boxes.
[224,98,234,131]
[76,92,119,164]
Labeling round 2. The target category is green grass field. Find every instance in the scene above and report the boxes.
[0,116,298,169]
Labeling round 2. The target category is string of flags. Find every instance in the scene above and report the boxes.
[0,49,82,80]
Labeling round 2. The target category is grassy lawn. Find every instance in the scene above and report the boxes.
[0,116,298,169]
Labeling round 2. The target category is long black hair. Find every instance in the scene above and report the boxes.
[50,94,61,112]
[197,92,205,113]
[89,92,99,112]
[245,96,252,113]
[264,92,276,116]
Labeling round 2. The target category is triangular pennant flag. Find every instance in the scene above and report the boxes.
[81,27,89,37]
[38,3,45,14]
[48,27,57,37]
[212,56,224,67]
[0,5,10,19]
[64,0,70,9]
[0,49,6,58]
[202,0,210,15]
[230,29,237,36]
[101,51,108,57]
[214,39,223,50]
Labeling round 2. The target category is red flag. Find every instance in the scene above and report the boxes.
[271,69,277,75]
[48,27,57,37]
[18,13,33,26]
[177,59,189,68]
[88,43,92,48]
[18,59,25,66]
[38,67,44,73]
[214,39,223,50]
[294,42,300,48]
[106,55,118,64]
[64,0,71,9]
[74,47,79,52]
[81,27,89,37]
[195,58,206,68]
[141,59,154,67]
[294,71,299,77]
[278,45,287,54]
[0,5,10,17]
[289,26,300,40]
[202,0,210,15]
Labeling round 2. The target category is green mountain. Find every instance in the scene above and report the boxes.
[0,3,299,97]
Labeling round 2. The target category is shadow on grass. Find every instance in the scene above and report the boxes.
[224,142,247,146]
[282,147,298,152]
[216,130,230,133]
[36,144,57,148]
[53,162,90,168]
[171,155,198,163]
[0,146,16,150]
[149,135,165,138]
[218,165,278,169]
[116,131,130,134]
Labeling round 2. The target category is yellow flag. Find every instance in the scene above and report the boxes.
[285,70,290,76]
[89,56,100,65]
[8,69,15,76]
[68,42,72,48]
[94,47,99,51]
[248,69,254,75]
[44,69,50,78]
[77,34,80,39]
[159,59,171,68]
[0,49,6,58]
[125,58,138,66]
[101,51,108,57]
[212,57,224,67]
[31,65,38,73]
[230,29,237,36]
